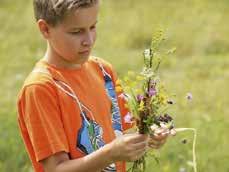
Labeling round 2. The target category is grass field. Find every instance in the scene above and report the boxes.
[0,0,229,171]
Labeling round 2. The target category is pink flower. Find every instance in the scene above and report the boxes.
[137,94,144,101]
[148,88,157,97]
[124,112,133,123]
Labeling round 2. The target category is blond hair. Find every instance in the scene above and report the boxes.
[33,0,98,26]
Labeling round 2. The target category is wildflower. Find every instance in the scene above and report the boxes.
[186,92,193,100]
[115,79,121,86]
[138,100,145,111]
[137,94,144,102]
[159,122,167,129]
[144,49,152,59]
[150,124,159,131]
[148,88,157,97]
[115,86,123,93]
[158,94,167,105]
[124,112,133,123]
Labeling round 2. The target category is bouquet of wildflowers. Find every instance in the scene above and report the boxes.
[118,30,197,172]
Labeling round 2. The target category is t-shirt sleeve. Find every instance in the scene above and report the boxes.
[18,83,69,162]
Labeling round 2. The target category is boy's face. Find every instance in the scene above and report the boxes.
[46,3,99,67]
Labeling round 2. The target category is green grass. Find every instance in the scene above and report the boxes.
[0,0,229,171]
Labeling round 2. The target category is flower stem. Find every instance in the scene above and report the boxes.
[175,128,198,172]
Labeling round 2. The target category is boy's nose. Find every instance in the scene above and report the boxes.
[82,32,94,47]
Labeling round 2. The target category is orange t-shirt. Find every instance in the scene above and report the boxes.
[17,57,132,172]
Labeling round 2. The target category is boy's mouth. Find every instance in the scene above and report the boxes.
[78,50,90,56]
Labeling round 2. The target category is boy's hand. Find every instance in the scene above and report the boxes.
[148,128,176,149]
[108,134,148,162]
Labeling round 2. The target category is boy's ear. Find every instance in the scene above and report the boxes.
[37,19,51,39]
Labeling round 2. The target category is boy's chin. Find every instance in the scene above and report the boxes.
[75,55,90,64]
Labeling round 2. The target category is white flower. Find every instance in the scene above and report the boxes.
[150,124,159,131]
[159,122,167,129]
[144,49,151,59]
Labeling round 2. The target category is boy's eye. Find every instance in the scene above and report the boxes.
[70,30,82,35]
[90,25,96,30]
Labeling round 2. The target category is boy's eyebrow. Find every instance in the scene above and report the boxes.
[71,21,98,30]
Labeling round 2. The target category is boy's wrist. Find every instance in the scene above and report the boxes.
[103,142,116,163]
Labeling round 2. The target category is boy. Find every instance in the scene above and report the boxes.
[17,0,170,172]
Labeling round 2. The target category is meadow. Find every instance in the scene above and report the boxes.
[0,0,229,171]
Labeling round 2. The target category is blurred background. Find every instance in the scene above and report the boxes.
[0,0,229,171]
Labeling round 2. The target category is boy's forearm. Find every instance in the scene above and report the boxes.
[55,143,114,172]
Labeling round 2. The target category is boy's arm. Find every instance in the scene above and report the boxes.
[40,143,113,172]
[41,134,149,172]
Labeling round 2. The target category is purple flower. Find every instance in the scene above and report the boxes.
[148,88,157,97]
[137,94,144,101]
[186,92,193,100]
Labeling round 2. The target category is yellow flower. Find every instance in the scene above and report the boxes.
[158,94,167,105]
[115,79,121,86]
[115,86,123,93]
[138,100,145,111]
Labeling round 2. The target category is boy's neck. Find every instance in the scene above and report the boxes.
[43,43,83,70]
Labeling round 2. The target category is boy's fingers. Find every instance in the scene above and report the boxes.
[128,134,149,143]
[132,141,148,151]
[148,144,160,149]
[151,132,169,141]
[154,127,168,134]
[149,138,166,147]
[170,129,177,136]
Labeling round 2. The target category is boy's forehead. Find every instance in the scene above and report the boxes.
[61,3,99,28]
